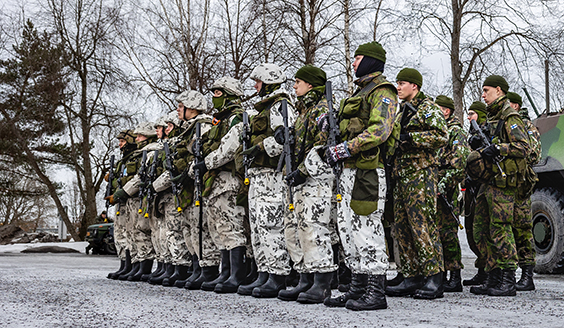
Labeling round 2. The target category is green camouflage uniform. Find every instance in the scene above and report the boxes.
[284,88,337,274]
[473,96,530,271]
[436,115,469,271]
[110,148,135,260]
[392,91,448,278]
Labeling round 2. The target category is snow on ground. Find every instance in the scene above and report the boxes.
[0,241,89,254]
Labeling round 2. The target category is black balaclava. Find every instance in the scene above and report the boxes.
[355,56,385,78]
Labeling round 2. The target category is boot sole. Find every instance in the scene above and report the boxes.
[413,293,444,299]
[346,303,387,311]
[296,296,324,304]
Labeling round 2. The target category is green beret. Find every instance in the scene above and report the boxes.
[435,95,455,111]
[506,92,523,107]
[396,68,423,87]
[483,75,509,94]
[468,101,487,124]
[354,41,386,63]
[295,65,327,88]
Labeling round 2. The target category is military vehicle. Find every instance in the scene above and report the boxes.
[532,110,564,273]
[85,222,116,255]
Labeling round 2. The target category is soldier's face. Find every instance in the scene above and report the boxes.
[293,78,312,97]
[177,103,185,120]
[136,134,148,142]
[396,81,418,101]
[440,106,451,119]
[156,126,164,139]
[352,55,363,73]
[509,102,520,111]
[467,111,478,121]
[253,80,263,93]
[481,86,502,105]
[165,123,174,135]
[118,139,127,149]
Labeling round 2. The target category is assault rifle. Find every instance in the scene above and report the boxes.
[105,155,115,213]
[469,119,506,178]
[242,111,252,186]
[192,122,204,258]
[163,141,183,213]
[137,150,148,214]
[438,193,464,230]
[325,81,342,203]
[142,149,160,218]
[277,99,295,211]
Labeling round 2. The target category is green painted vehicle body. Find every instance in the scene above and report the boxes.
[85,222,116,255]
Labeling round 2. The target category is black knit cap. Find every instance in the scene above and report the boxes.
[435,95,455,110]
[354,41,386,63]
[506,92,523,107]
[483,75,509,94]
[294,65,327,88]
[396,68,423,87]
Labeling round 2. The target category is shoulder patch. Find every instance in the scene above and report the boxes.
[528,130,533,135]
[510,124,518,130]
[382,97,391,104]
[453,140,459,145]
[425,113,432,119]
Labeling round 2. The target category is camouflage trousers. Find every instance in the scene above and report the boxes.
[205,172,247,251]
[513,197,535,267]
[248,167,291,275]
[124,198,138,261]
[463,185,486,269]
[162,192,192,266]
[474,184,519,271]
[150,214,167,263]
[337,168,388,275]
[127,197,155,262]
[113,203,128,260]
[285,175,337,274]
[437,189,463,271]
[393,167,444,277]
[185,204,220,267]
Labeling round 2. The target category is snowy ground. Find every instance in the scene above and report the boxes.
[1,233,564,327]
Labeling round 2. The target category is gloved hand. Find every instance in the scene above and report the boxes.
[171,173,186,185]
[112,188,129,203]
[104,195,115,205]
[274,126,285,145]
[192,160,208,175]
[316,113,329,133]
[481,144,500,160]
[104,172,110,182]
[287,169,308,187]
[241,144,262,158]
[325,142,351,166]
[469,135,482,150]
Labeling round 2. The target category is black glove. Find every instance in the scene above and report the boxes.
[171,173,186,185]
[274,126,285,145]
[112,188,129,202]
[287,169,308,187]
[481,144,500,160]
[400,133,411,143]
[193,160,208,175]
[469,135,482,150]
[241,144,262,158]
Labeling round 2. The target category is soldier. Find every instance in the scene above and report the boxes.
[323,41,398,311]
[385,68,448,300]
[462,101,489,287]
[106,129,137,279]
[191,76,249,294]
[434,95,469,292]
[236,64,295,298]
[273,65,337,303]
[95,211,110,224]
[469,75,531,297]
[507,91,541,291]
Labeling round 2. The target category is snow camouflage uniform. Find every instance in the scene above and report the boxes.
[285,88,337,274]
[337,71,398,275]
[436,114,469,271]
[473,96,531,272]
[392,91,448,278]
[247,87,295,275]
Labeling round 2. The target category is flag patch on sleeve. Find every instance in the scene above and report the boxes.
[510,124,518,130]
[382,97,391,104]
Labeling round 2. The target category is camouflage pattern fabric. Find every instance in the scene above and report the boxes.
[393,166,444,277]
[113,203,128,259]
[248,167,291,275]
[523,119,541,166]
[127,197,155,262]
[338,168,388,275]
[184,204,220,267]
[513,197,535,267]
[124,198,139,262]
[162,192,192,266]
[436,199,462,271]
[150,214,167,262]
[329,200,340,245]
[462,180,486,269]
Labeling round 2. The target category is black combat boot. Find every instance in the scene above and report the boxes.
[463,268,487,286]
[297,272,333,304]
[107,259,125,279]
[278,273,314,301]
[176,255,200,288]
[243,257,258,285]
[110,250,132,279]
[444,269,463,292]
[215,246,247,293]
[470,269,500,295]
[324,273,368,307]
[515,265,535,291]
[385,275,424,297]
[128,259,154,282]
[148,262,170,284]
[201,250,230,291]
[488,269,516,296]
[285,268,299,287]
[238,272,269,296]
[386,272,404,287]
[413,272,444,299]
[162,264,191,287]
[330,244,339,289]
[119,261,140,281]
[149,263,175,285]
[252,274,287,298]
[337,263,352,292]
[186,265,219,290]
[346,275,387,311]
[142,261,163,282]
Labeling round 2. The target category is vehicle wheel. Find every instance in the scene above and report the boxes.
[531,188,564,273]
[102,234,117,256]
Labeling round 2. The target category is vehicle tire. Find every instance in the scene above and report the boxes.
[531,187,564,273]
[102,234,117,256]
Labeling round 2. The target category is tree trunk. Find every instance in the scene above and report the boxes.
[450,0,464,121]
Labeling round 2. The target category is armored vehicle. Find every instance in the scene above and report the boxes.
[85,222,116,255]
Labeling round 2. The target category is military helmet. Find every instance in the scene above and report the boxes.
[116,129,136,144]
[211,76,245,97]
[133,121,157,137]
[164,111,182,127]
[154,114,168,128]
[250,63,286,84]
[175,90,208,111]
[466,150,493,183]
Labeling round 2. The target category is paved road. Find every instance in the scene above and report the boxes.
[1,235,564,327]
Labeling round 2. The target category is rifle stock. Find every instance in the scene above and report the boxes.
[469,119,506,178]
[105,155,115,213]
[279,99,295,211]
[325,81,342,202]
[163,141,182,213]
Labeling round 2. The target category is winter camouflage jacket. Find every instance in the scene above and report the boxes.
[437,115,470,193]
